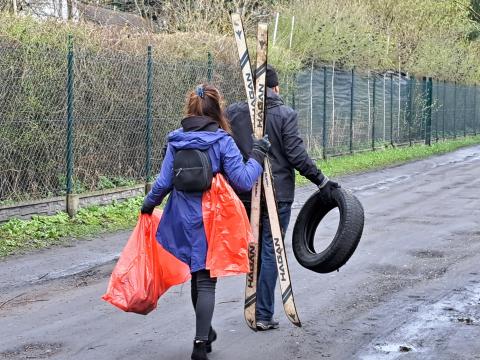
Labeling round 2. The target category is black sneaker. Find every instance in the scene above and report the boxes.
[191,340,209,360]
[206,327,217,353]
[256,319,279,331]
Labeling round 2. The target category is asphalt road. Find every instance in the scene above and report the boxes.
[1,145,480,360]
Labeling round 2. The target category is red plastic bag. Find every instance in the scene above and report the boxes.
[202,174,252,277]
[102,210,191,315]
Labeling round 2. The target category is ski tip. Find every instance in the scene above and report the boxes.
[245,318,258,332]
[288,316,302,328]
[287,312,302,327]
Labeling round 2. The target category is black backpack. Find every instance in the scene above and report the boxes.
[173,149,213,192]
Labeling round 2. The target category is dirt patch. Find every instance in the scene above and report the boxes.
[0,292,50,311]
[0,264,113,312]
[457,317,475,325]
[0,343,63,359]
[422,266,448,280]
[399,345,413,352]
[71,269,103,288]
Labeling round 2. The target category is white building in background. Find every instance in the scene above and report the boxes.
[20,0,80,21]
[16,1,155,31]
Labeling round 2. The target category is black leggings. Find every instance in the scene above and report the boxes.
[191,269,217,341]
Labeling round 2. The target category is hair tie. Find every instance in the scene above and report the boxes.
[195,85,205,99]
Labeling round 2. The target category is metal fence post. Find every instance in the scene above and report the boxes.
[453,81,457,138]
[372,75,376,150]
[422,77,427,142]
[308,60,314,151]
[411,76,416,146]
[322,66,327,159]
[383,74,386,142]
[425,77,432,146]
[291,73,296,110]
[407,75,413,146]
[207,52,213,82]
[350,68,354,154]
[435,80,439,142]
[66,34,77,216]
[464,85,467,137]
[474,84,477,136]
[66,35,74,196]
[442,80,446,140]
[145,45,153,194]
[390,73,394,146]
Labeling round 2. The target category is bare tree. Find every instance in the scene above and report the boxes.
[0,0,17,12]
[67,0,73,20]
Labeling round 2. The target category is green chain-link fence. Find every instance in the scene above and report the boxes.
[283,65,479,157]
[0,39,243,204]
[1,39,478,204]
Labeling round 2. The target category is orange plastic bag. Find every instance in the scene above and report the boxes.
[102,210,191,315]
[202,174,252,277]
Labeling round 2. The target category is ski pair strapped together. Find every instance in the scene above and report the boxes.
[231,13,301,331]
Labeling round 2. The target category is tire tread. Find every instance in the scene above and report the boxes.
[292,188,364,273]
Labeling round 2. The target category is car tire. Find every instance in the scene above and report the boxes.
[292,188,364,273]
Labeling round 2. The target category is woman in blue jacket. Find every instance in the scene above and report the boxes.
[141,84,269,360]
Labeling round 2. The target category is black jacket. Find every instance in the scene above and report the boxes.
[226,88,325,202]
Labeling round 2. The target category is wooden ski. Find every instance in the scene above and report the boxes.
[231,13,301,329]
[231,12,262,331]
[262,158,301,327]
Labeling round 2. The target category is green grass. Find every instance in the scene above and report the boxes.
[1,135,479,258]
[0,196,143,258]
[297,135,480,185]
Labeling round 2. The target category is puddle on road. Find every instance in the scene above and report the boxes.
[434,149,480,168]
[360,344,416,360]
[350,147,480,196]
[375,343,415,353]
[408,249,445,259]
[351,175,413,194]
[358,280,480,359]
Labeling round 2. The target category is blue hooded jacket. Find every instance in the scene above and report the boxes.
[143,116,263,273]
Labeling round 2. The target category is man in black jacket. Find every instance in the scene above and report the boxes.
[226,65,339,331]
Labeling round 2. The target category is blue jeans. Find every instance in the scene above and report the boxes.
[256,202,292,322]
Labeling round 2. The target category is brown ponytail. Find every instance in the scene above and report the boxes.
[185,83,232,133]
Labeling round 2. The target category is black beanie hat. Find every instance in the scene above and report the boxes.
[266,64,279,88]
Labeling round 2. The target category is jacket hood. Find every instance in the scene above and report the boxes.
[168,127,228,151]
[266,87,284,109]
[181,116,219,132]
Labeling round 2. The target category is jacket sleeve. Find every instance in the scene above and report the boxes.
[282,110,325,185]
[143,144,174,208]
[221,136,263,193]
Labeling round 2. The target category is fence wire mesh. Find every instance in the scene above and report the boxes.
[0,41,67,204]
[0,42,478,204]
[284,65,479,157]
